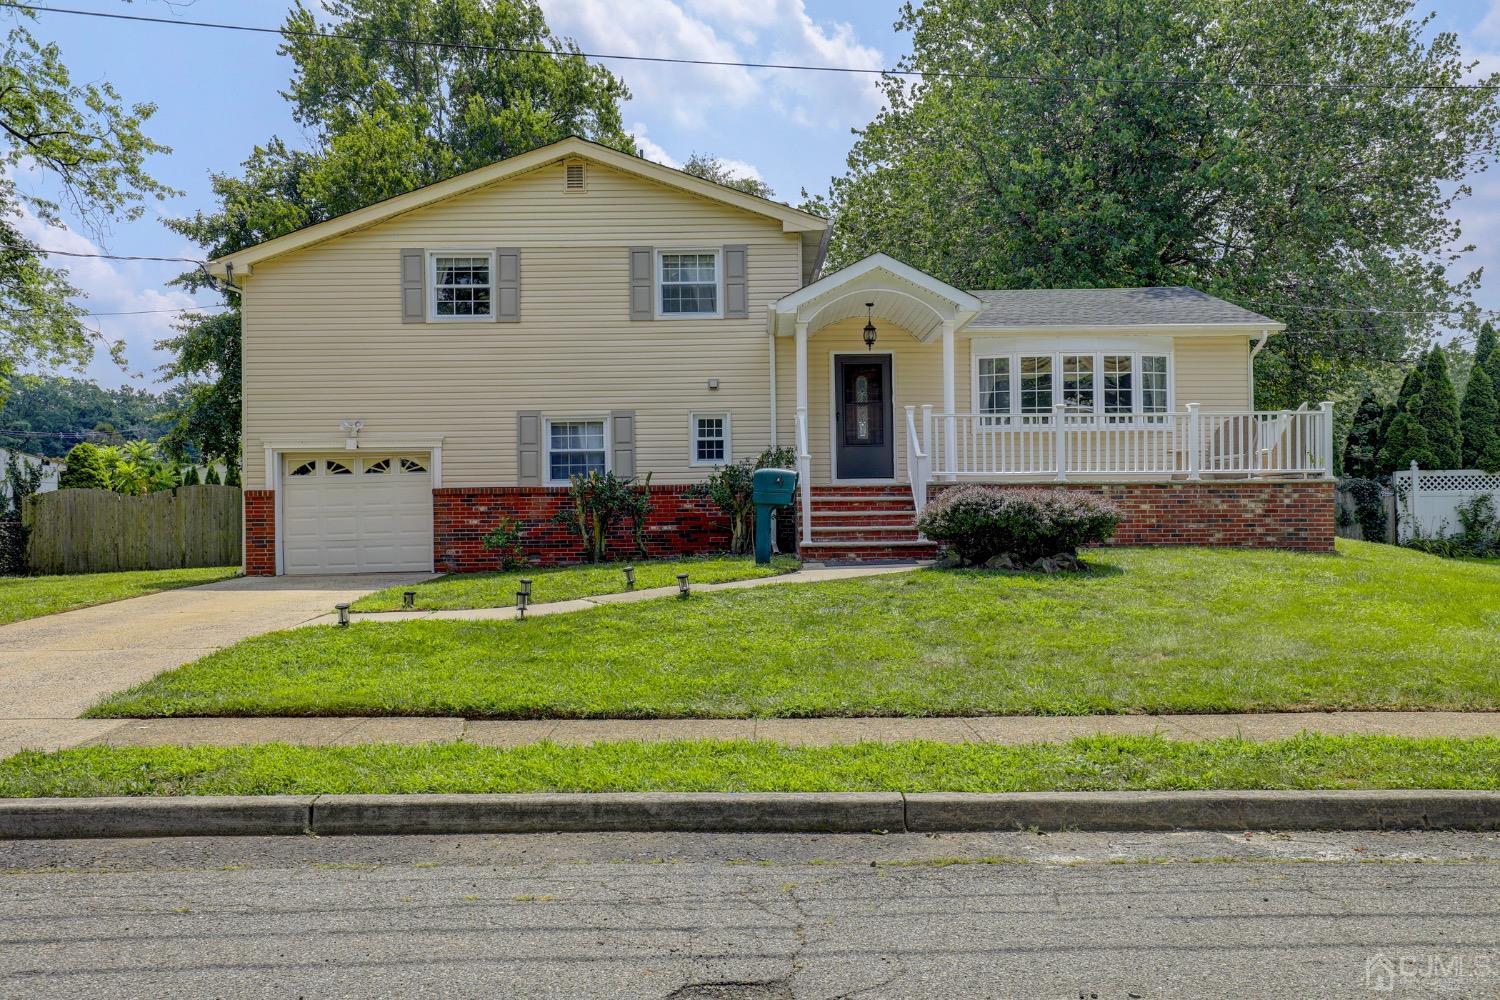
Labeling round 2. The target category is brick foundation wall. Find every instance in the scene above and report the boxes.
[928,480,1336,552]
[243,489,276,575]
[435,485,733,572]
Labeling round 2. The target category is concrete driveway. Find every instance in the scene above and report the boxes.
[0,573,430,754]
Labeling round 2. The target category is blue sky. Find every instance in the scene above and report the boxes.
[11,0,1500,391]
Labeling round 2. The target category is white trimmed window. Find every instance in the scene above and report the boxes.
[976,351,1171,420]
[658,251,720,317]
[429,252,494,320]
[546,419,607,482]
[691,413,730,465]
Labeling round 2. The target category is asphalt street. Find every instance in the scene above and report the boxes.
[1,830,1496,998]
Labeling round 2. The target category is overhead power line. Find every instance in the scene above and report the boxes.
[7,1,1499,92]
[23,246,204,264]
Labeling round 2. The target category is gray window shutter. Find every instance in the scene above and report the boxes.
[400,248,425,323]
[723,244,748,319]
[517,411,542,485]
[495,248,520,322]
[610,410,636,478]
[629,247,654,321]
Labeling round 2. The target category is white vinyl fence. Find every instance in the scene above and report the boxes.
[1392,465,1500,542]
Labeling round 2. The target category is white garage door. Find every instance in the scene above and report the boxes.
[282,453,434,574]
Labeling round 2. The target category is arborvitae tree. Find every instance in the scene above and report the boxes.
[1341,392,1386,479]
[224,462,240,487]
[1460,362,1500,472]
[1377,361,1427,474]
[181,465,200,486]
[1475,322,1497,373]
[56,442,108,490]
[204,464,221,486]
[1412,348,1463,469]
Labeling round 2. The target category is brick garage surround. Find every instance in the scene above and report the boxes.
[435,485,733,572]
[928,479,1336,553]
[243,489,276,575]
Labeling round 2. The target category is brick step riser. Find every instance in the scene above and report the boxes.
[800,546,939,563]
[814,528,924,541]
[810,515,919,527]
[809,500,918,513]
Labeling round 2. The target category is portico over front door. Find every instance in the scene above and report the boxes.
[834,354,894,480]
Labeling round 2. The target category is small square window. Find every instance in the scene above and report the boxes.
[659,252,719,316]
[548,419,607,482]
[430,253,493,320]
[692,413,729,465]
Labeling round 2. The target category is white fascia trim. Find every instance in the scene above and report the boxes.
[769,253,982,336]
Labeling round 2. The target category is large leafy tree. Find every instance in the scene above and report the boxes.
[1,7,174,407]
[164,0,634,466]
[822,0,1500,407]
[681,153,775,200]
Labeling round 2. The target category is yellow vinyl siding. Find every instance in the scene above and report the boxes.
[1174,336,1252,410]
[240,160,802,488]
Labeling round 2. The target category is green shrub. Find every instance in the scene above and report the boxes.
[553,470,640,563]
[1338,477,1388,543]
[481,515,527,570]
[916,485,1121,567]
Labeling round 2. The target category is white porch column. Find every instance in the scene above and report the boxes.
[941,319,957,481]
[767,331,778,449]
[794,321,812,545]
[795,322,809,414]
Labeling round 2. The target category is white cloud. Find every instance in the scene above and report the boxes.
[12,200,211,388]
[628,122,681,169]
[540,0,884,129]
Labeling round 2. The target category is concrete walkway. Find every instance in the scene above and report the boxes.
[298,563,920,627]
[0,572,433,736]
[3,711,1495,756]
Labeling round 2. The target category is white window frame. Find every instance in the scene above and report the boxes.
[970,349,1175,423]
[689,412,732,467]
[543,416,611,485]
[655,249,723,320]
[427,249,497,323]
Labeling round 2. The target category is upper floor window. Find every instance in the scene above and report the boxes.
[658,251,719,317]
[430,252,493,321]
[978,351,1171,420]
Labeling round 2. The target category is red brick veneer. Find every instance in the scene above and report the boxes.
[928,480,1336,552]
[434,485,732,572]
[243,489,276,575]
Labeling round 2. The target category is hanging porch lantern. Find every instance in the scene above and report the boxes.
[862,302,878,350]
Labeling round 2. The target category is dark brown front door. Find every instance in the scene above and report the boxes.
[834,355,894,480]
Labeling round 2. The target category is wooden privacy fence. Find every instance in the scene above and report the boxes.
[23,486,242,574]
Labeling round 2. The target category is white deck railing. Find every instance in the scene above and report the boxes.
[908,402,1334,507]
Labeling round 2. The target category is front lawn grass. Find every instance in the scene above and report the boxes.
[350,554,799,611]
[87,541,1500,719]
[0,566,241,626]
[1,735,1494,796]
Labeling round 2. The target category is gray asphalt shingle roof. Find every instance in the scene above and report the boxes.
[967,286,1276,328]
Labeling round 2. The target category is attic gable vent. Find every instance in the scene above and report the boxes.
[564,160,586,192]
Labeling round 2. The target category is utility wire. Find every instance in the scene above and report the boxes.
[7,1,1499,92]
[20,246,204,264]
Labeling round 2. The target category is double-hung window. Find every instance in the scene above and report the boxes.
[430,252,493,320]
[691,413,730,465]
[547,419,607,482]
[977,351,1171,421]
[658,251,720,317]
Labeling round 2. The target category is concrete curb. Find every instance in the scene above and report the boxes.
[0,790,1494,839]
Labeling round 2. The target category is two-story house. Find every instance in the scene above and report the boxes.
[207,137,1334,575]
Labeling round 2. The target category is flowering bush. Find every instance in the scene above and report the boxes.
[916,485,1121,567]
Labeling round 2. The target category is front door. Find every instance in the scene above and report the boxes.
[834,354,894,480]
